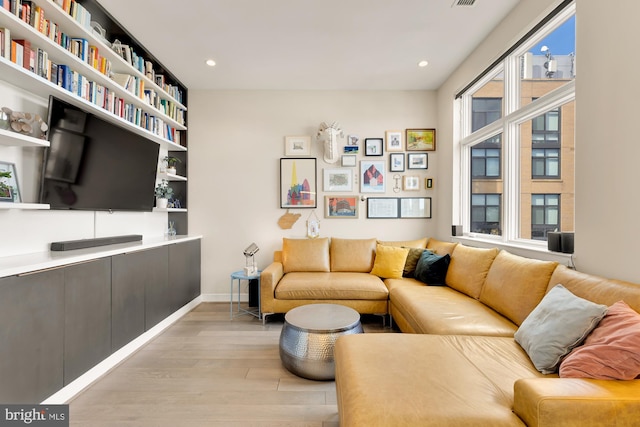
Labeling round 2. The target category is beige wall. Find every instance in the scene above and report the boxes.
[188,90,437,298]
[574,0,640,283]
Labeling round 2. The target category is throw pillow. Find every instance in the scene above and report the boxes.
[402,248,425,277]
[414,250,450,285]
[370,244,409,279]
[559,301,640,380]
[514,284,608,374]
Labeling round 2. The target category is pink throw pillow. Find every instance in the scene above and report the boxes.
[559,301,640,380]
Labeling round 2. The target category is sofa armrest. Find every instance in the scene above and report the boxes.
[260,262,283,314]
[514,378,640,427]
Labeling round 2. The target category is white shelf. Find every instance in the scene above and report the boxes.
[0,128,50,147]
[158,171,187,182]
[153,208,187,213]
[0,202,50,210]
[0,56,186,151]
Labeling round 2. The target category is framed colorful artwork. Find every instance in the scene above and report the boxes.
[325,195,359,219]
[280,158,317,208]
[406,128,436,151]
[360,160,385,193]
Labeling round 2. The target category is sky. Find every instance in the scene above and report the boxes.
[530,16,576,56]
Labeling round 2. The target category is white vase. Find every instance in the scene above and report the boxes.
[166,167,176,175]
[156,197,168,209]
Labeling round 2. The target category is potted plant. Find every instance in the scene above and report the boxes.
[154,179,173,209]
[163,156,181,175]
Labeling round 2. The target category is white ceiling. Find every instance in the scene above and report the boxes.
[97,0,521,90]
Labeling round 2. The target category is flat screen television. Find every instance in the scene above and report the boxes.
[39,96,160,211]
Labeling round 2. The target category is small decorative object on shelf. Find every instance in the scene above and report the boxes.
[166,220,177,238]
[306,210,320,239]
[1,108,48,138]
[0,162,20,203]
[163,156,182,174]
[154,179,173,208]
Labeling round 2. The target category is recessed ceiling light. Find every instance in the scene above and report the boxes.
[205,59,216,67]
[418,60,429,68]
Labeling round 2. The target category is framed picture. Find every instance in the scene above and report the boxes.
[425,177,434,189]
[389,153,405,172]
[386,130,403,152]
[400,197,432,218]
[345,135,359,153]
[364,138,383,156]
[0,162,20,203]
[360,160,386,193]
[366,197,399,218]
[406,128,436,151]
[284,136,311,156]
[325,195,359,219]
[280,158,317,208]
[341,155,357,167]
[323,168,353,192]
[403,176,420,191]
[408,153,428,169]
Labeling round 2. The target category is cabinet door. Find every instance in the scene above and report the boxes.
[112,250,149,351]
[0,269,64,403]
[144,246,170,330]
[168,240,201,312]
[64,258,112,385]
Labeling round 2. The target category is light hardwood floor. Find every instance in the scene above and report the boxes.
[68,303,393,426]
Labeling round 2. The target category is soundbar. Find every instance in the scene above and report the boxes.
[50,235,143,251]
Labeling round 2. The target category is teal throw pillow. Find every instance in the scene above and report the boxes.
[414,250,450,285]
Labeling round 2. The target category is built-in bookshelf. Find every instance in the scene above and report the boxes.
[0,0,189,225]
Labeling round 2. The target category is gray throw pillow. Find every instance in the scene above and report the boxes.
[514,284,608,374]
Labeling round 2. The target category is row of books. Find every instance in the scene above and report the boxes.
[0,1,113,78]
[155,74,184,104]
[2,0,90,30]
[0,34,181,143]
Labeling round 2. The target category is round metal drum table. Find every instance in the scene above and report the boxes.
[279,304,363,380]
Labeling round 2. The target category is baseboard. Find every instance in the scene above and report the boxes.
[41,295,203,404]
[201,293,248,302]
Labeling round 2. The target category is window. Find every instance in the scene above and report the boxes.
[471,194,501,235]
[531,194,560,240]
[458,3,575,246]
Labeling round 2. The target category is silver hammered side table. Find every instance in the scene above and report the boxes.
[279,304,363,380]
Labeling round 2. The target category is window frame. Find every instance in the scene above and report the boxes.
[456,3,575,248]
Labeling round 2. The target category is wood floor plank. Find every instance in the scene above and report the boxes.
[67,302,393,426]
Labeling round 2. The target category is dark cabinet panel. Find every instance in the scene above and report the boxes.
[168,240,201,312]
[0,269,65,403]
[144,246,170,330]
[64,258,112,385]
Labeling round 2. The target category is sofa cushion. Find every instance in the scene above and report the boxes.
[335,334,542,427]
[515,285,608,374]
[559,300,640,380]
[370,244,409,279]
[390,285,518,336]
[426,238,458,256]
[330,238,377,272]
[282,237,330,273]
[414,250,450,285]
[377,237,428,249]
[446,245,499,299]
[275,272,388,300]
[480,251,558,326]
[402,248,425,277]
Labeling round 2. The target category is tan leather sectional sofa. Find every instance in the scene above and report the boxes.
[260,236,640,426]
[334,238,640,426]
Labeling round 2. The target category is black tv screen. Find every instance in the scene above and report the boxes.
[39,96,160,211]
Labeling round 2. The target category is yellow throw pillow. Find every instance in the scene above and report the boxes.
[370,244,410,279]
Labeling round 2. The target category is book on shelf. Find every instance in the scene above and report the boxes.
[1,0,10,11]
[10,40,23,67]
[14,39,34,72]
[0,27,9,59]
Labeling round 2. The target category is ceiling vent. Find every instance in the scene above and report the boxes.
[452,0,476,6]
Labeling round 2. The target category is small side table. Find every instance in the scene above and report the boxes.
[230,270,261,320]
